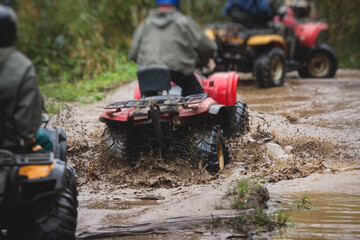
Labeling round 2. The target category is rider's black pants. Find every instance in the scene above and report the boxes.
[170,71,204,97]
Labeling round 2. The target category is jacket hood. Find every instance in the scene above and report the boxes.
[0,47,15,66]
[148,8,180,28]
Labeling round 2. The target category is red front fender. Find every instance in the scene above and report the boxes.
[296,22,328,47]
[202,72,239,106]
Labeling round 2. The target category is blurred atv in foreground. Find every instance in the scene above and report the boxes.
[0,117,78,240]
[100,66,249,173]
[205,6,337,88]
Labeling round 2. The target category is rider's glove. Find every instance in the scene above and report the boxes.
[35,129,53,151]
[23,138,46,153]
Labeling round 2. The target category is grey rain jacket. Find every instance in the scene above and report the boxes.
[0,47,43,149]
[129,8,217,75]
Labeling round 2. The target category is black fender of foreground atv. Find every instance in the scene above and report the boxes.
[0,150,69,204]
[19,159,68,204]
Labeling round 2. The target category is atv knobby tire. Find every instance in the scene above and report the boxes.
[102,126,128,159]
[298,44,337,78]
[192,125,229,173]
[234,100,250,136]
[32,167,78,240]
[255,47,286,88]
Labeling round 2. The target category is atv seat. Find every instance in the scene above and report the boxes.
[137,66,171,98]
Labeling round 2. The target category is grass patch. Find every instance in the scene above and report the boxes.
[40,54,137,113]
[226,178,269,210]
[294,192,312,210]
[207,178,291,237]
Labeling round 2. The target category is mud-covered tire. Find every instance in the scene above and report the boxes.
[66,166,78,217]
[32,167,78,240]
[234,100,250,136]
[255,47,286,88]
[32,190,77,240]
[298,44,337,78]
[192,125,229,173]
[102,126,128,159]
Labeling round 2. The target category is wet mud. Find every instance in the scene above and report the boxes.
[48,69,360,238]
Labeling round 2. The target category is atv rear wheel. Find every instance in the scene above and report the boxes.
[255,47,286,88]
[192,125,229,173]
[234,100,250,137]
[298,44,337,78]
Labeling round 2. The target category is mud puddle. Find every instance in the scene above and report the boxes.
[263,170,360,240]
[268,192,360,240]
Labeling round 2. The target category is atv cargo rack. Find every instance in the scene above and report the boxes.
[104,93,208,110]
[0,150,54,166]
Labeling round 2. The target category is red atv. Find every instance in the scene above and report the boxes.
[205,6,337,87]
[100,66,249,172]
[276,5,337,78]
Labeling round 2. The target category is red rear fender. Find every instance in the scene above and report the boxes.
[296,22,328,47]
[202,72,239,106]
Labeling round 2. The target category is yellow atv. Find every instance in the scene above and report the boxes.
[205,23,287,88]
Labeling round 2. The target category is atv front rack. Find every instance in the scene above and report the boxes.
[104,93,208,110]
[0,150,54,166]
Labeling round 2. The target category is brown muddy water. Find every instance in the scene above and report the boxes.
[269,193,360,240]
[65,70,360,239]
[265,170,360,240]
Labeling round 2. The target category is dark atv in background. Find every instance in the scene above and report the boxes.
[204,5,337,88]
[100,66,249,173]
[0,115,78,240]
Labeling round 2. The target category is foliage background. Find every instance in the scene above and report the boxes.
[313,0,360,69]
[7,0,360,106]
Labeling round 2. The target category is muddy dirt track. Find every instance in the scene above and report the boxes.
[50,69,360,239]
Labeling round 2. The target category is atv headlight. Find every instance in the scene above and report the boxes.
[19,162,54,179]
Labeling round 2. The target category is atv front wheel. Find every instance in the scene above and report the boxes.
[102,126,128,159]
[192,125,229,173]
[298,44,337,78]
[234,100,250,136]
[255,47,286,88]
